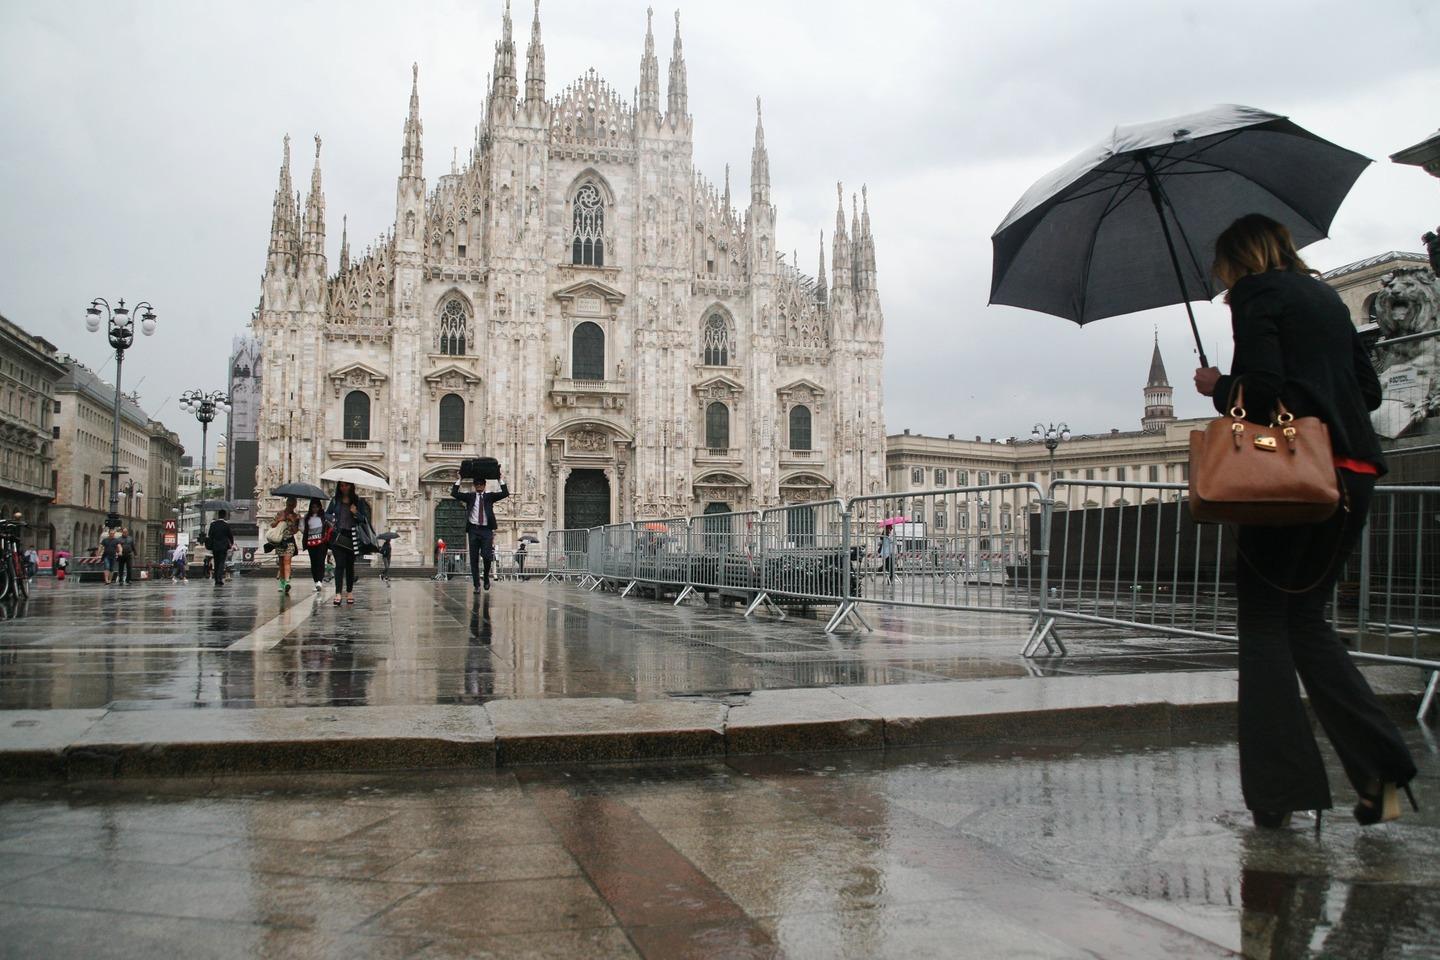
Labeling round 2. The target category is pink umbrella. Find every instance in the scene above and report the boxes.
[879,516,909,528]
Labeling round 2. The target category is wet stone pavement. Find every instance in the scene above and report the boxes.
[0,578,1237,710]
[0,725,1435,959]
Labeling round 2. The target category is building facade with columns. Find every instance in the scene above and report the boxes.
[0,314,65,549]
[252,5,886,561]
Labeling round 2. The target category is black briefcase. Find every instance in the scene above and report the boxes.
[460,457,501,481]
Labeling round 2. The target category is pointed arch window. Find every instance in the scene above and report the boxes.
[788,405,812,451]
[705,402,730,451]
[343,391,371,441]
[571,183,605,266]
[438,393,465,443]
[572,321,605,380]
[439,298,468,355]
[702,313,732,366]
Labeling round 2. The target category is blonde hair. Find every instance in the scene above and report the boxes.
[1212,214,1314,292]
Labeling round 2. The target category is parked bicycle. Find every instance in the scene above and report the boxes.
[0,519,29,602]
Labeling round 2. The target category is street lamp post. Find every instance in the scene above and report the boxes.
[1031,421,1071,479]
[180,389,232,542]
[85,298,157,529]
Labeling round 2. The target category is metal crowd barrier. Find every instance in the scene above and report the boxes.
[849,484,1044,629]
[542,529,589,582]
[755,499,855,628]
[1027,480,1232,655]
[594,522,637,595]
[679,509,763,608]
[632,518,691,593]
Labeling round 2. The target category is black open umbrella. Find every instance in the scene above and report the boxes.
[270,481,328,501]
[376,532,400,541]
[990,104,1370,367]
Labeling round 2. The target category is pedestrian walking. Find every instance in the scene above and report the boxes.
[115,527,134,585]
[878,532,895,582]
[99,529,120,585]
[325,481,368,606]
[206,510,235,589]
[450,473,509,593]
[302,499,330,593]
[171,542,187,582]
[55,553,68,582]
[380,537,392,581]
[268,496,301,593]
[1192,214,1419,829]
[513,541,527,576]
[23,547,38,579]
[435,537,447,581]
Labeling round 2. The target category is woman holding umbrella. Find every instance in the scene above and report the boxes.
[325,481,369,606]
[1193,215,1418,829]
[271,496,301,593]
[301,499,330,592]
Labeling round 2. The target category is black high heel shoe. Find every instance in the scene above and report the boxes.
[1251,809,1324,836]
[1353,781,1420,826]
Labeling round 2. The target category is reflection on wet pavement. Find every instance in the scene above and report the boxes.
[0,579,1236,710]
[0,726,1432,958]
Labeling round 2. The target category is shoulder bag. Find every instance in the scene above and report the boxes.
[1188,384,1340,526]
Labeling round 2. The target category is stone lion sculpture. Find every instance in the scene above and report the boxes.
[1371,267,1440,439]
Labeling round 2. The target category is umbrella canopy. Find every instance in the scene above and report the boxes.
[990,104,1370,366]
[519,535,541,543]
[376,531,401,541]
[270,481,328,501]
[319,467,392,492]
[879,516,909,528]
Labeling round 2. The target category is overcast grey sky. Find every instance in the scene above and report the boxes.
[2,0,1436,460]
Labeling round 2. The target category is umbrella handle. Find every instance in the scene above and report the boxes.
[1141,154,1210,369]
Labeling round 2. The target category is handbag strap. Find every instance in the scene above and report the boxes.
[1237,473,1352,595]
[1226,381,1297,428]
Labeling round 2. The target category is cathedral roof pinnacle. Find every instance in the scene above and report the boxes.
[1147,332,1171,387]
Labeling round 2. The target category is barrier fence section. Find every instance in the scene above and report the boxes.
[595,522,637,594]
[543,529,589,582]
[848,483,1045,630]
[680,510,763,607]
[755,499,854,627]
[1028,480,1232,655]
[631,518,691,592]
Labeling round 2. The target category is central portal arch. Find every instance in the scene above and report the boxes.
[564,470,610,529]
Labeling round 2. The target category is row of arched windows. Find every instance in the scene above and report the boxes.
[701,404,812,452]
[343,390,466,444]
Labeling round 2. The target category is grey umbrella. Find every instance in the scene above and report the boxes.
[990,104,1370,366]
[270,482,328,501]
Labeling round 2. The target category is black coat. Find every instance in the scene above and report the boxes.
[206,519,234,552]
[1212,270,1385,474]
[451,482,509,531]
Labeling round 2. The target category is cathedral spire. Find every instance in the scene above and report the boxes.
[400,63,423,181]
[638,6,660,119]
[492,0,518,105]
[815,230,828,304]
[339,214,350,274]
[524,0,545,109]
[267,134,298,272]
[666,9,687,122]
[832,182,852,290]
[750,96,770,206]
[301,134,327,281]
[858,184,877,292]
[722,163,731,219]
[850,192,862,290]
[1147,329,1170,387]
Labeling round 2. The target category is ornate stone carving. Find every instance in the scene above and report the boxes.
[1372,267,1440,439]
[569,430,609,453]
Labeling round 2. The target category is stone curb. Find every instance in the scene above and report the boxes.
[0,670,1423,782]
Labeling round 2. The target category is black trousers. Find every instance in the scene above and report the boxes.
[212,551,226,586]
[467,528,495,586]
[307,546,327,583]
[332,546,356,593]
[1235,470,1416,811]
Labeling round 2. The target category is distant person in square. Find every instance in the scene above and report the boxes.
[206,510,234,589]
[171,542,187,582]
[99,529,120,585]
[451,472,509,592]
[513,541,527,575]
[115,527,134,585]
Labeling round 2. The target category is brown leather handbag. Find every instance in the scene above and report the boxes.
[1188,385,1340,525]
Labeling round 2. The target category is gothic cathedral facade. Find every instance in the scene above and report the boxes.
[253,5,886,560]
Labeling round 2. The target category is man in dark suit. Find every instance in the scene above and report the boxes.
[207,510,234,589]
[451,474,509,591]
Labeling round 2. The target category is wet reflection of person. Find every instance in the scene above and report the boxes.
[465,594,494,700]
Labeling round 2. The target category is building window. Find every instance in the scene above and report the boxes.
[979,513,989,529]
[912,503,925,523]
[572,322,605,380]
[1116,466,1126,482]
[439,299,468,355]
[978,471,990,485]
[935,468,946,486]
[1085,468,1095,480]
[1148,465,1159,483]
[911,468,923,485]
[956,471,968,486]
[343,390,371,440]
[705,402,730,450]
[959,513,968,529]
[702,313,731,366]
[571,182,605,266]
[789,405,812,451]
[999,473,1011,484]
[1001,512,1012,531]
[935,511,947,530]
[438,393,464,443]
[1027,471,1036,482]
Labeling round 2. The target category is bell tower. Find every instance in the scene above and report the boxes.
[1142,333,1175,433]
